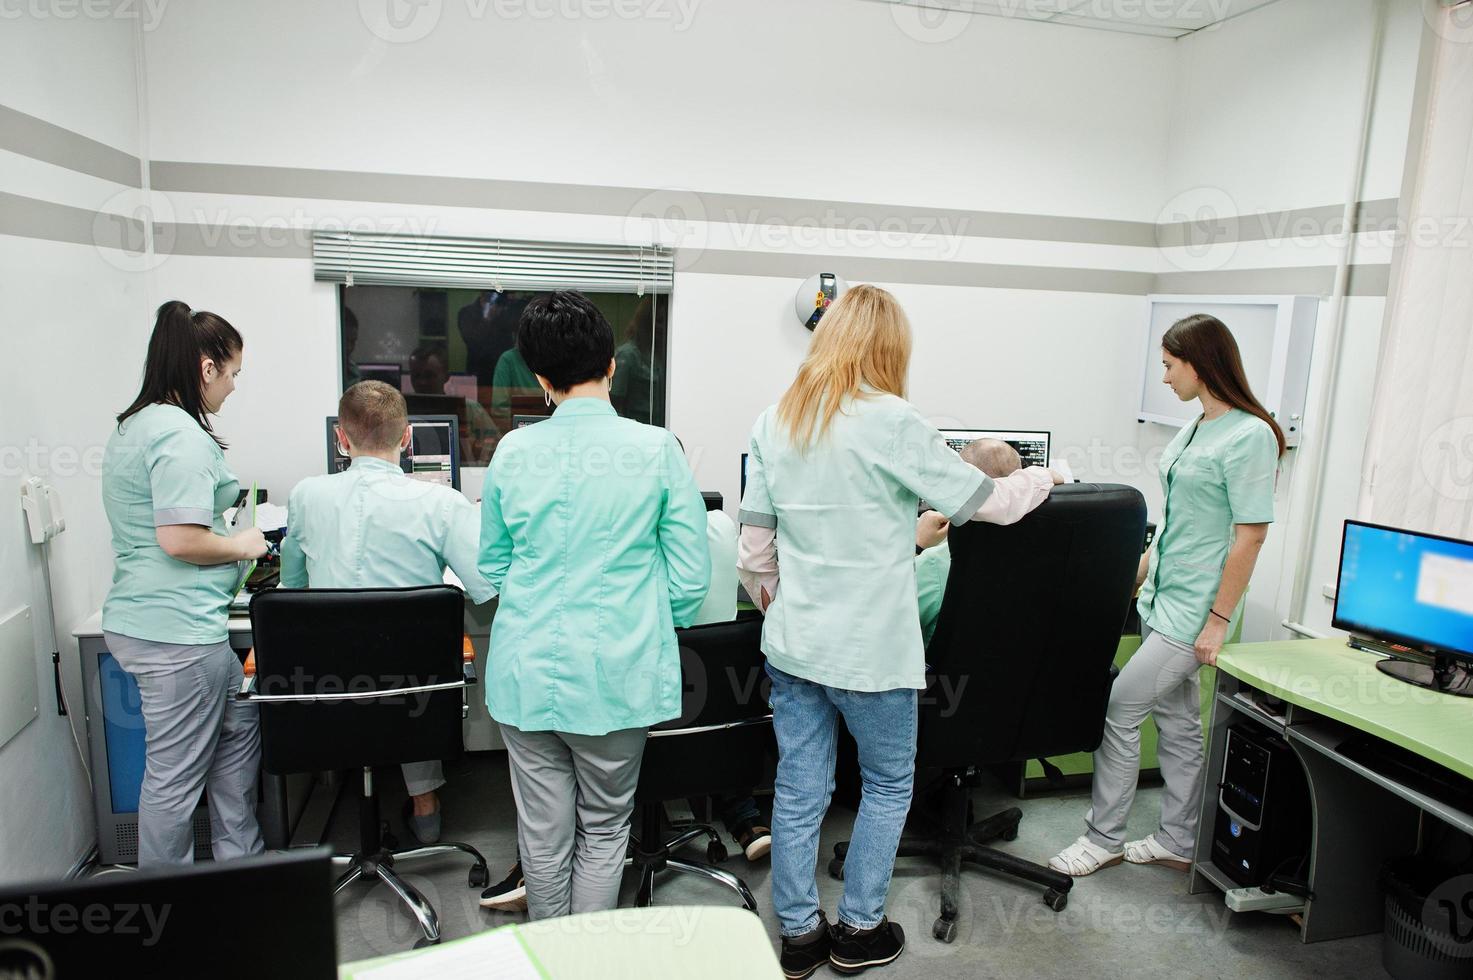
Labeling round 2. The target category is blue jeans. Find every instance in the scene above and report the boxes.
[767,664,918,936]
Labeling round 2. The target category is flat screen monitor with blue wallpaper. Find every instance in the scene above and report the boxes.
[1333,520,1473,665]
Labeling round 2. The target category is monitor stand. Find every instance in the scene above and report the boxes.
[1375,656,1473,698]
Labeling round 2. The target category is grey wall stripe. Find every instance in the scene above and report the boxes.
[0,189,1392,298]
[0,191,143,251]
[0,104,142,188]
[1152,263,1391,297]
[148,161,1161,248]
[0,100,1402,253]
[689,248,1391,298]
[685,247,1156,295]
[1155,197,1401,248]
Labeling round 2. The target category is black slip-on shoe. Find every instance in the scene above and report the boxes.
[478,862,527,912]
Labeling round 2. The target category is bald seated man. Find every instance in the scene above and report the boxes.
[915,439,1022,646]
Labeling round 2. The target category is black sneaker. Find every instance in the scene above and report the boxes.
[478,862,527,912]
[779,911,832,980]
[829,917,905,975]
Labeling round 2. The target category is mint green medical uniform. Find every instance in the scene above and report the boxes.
[739,390,992,693]
[280,456,493,603]
[102,403,241,644]
[100,402,263,867]
[478,398,710,736]
[1137,408,1279,644]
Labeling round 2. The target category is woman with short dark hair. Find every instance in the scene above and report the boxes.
[102,300,268,868]
[477,291,710,919]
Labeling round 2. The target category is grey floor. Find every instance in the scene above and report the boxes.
[327,752,1385,977]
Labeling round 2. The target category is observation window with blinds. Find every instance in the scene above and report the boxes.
[317,232,673,467]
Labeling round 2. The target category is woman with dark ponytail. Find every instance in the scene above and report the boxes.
[1050,313,1283,878]
[101,301,267,868]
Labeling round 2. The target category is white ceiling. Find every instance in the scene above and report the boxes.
[870,0,1288,38]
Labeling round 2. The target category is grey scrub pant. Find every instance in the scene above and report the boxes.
[1084,626,1205,860]
[401,760,444,797]
[499,722,647,920]
[104,632,265,868]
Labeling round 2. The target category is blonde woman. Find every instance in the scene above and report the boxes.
[737,285,1062,978]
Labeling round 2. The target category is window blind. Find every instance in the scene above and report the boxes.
[313,232,674,294]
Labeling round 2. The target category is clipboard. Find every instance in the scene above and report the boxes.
[230,481,258,597]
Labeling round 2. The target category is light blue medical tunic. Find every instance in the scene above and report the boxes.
[280,455,494,603]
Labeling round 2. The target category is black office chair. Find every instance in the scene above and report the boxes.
[829,483,1146,942]
[241,586,489,947]
[629,613,773,912]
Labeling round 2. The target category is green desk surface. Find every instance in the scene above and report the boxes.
[339,906,782,979]
[1216,638,1473,781]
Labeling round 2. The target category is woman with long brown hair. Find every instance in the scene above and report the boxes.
[1050,313,1284,878]
[102,300,268,867]
[737,284,1061,977]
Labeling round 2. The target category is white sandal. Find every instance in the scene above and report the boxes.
[1048,836,1123,877]
[1123,835,1191,872]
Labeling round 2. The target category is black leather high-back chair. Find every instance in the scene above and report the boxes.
[241,586,488,948]
[829,483,1145,942]
[630,613,772,912]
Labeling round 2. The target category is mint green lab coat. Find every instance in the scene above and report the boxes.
[478,398,710,736]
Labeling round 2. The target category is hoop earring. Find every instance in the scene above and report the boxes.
[544,389,552,407]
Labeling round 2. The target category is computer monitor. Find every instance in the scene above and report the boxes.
[326,414,460,491]
[741,452,749,500]
[938,429,1051,470]
[1332,519,1473,697]
[0,849,336,975]
[354,362,403,387]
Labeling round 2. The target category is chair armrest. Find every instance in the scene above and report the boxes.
[236,677,471,704]
[646,715,773,738]
[238,637,476,701]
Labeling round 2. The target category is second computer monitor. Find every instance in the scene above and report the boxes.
[325,414,461,490]
[939,429,1051,470]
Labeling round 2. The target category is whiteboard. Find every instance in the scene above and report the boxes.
[1140,298,1284,429]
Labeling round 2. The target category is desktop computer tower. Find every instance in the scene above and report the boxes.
[1211,722,1311,888]
[81,638,215,865]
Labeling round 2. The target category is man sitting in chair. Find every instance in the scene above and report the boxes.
[916,439,1022,646]
[281,380,495,846]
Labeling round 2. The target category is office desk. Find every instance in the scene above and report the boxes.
[1190,638,1473,942]
[339,906,782,979]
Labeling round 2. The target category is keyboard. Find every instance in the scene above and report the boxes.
[1336,734,1473,816]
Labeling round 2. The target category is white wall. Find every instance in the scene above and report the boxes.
[0,0,1435,877]
[0,16,145,880]
[1161,0,1425,639]
[135,0,1422,639]
[141,0,1174,219]
[134,0,1177,505]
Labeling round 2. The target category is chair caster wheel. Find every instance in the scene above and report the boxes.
[932,917,958,943]
[1001,827,1019,842]
[413,937,440,949]
[706,841,728,864]
[827,858,845,881]
[1044,889,1067,912]
[469,863,488,888]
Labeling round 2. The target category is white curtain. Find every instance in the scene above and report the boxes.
[1360,3,1473,540]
